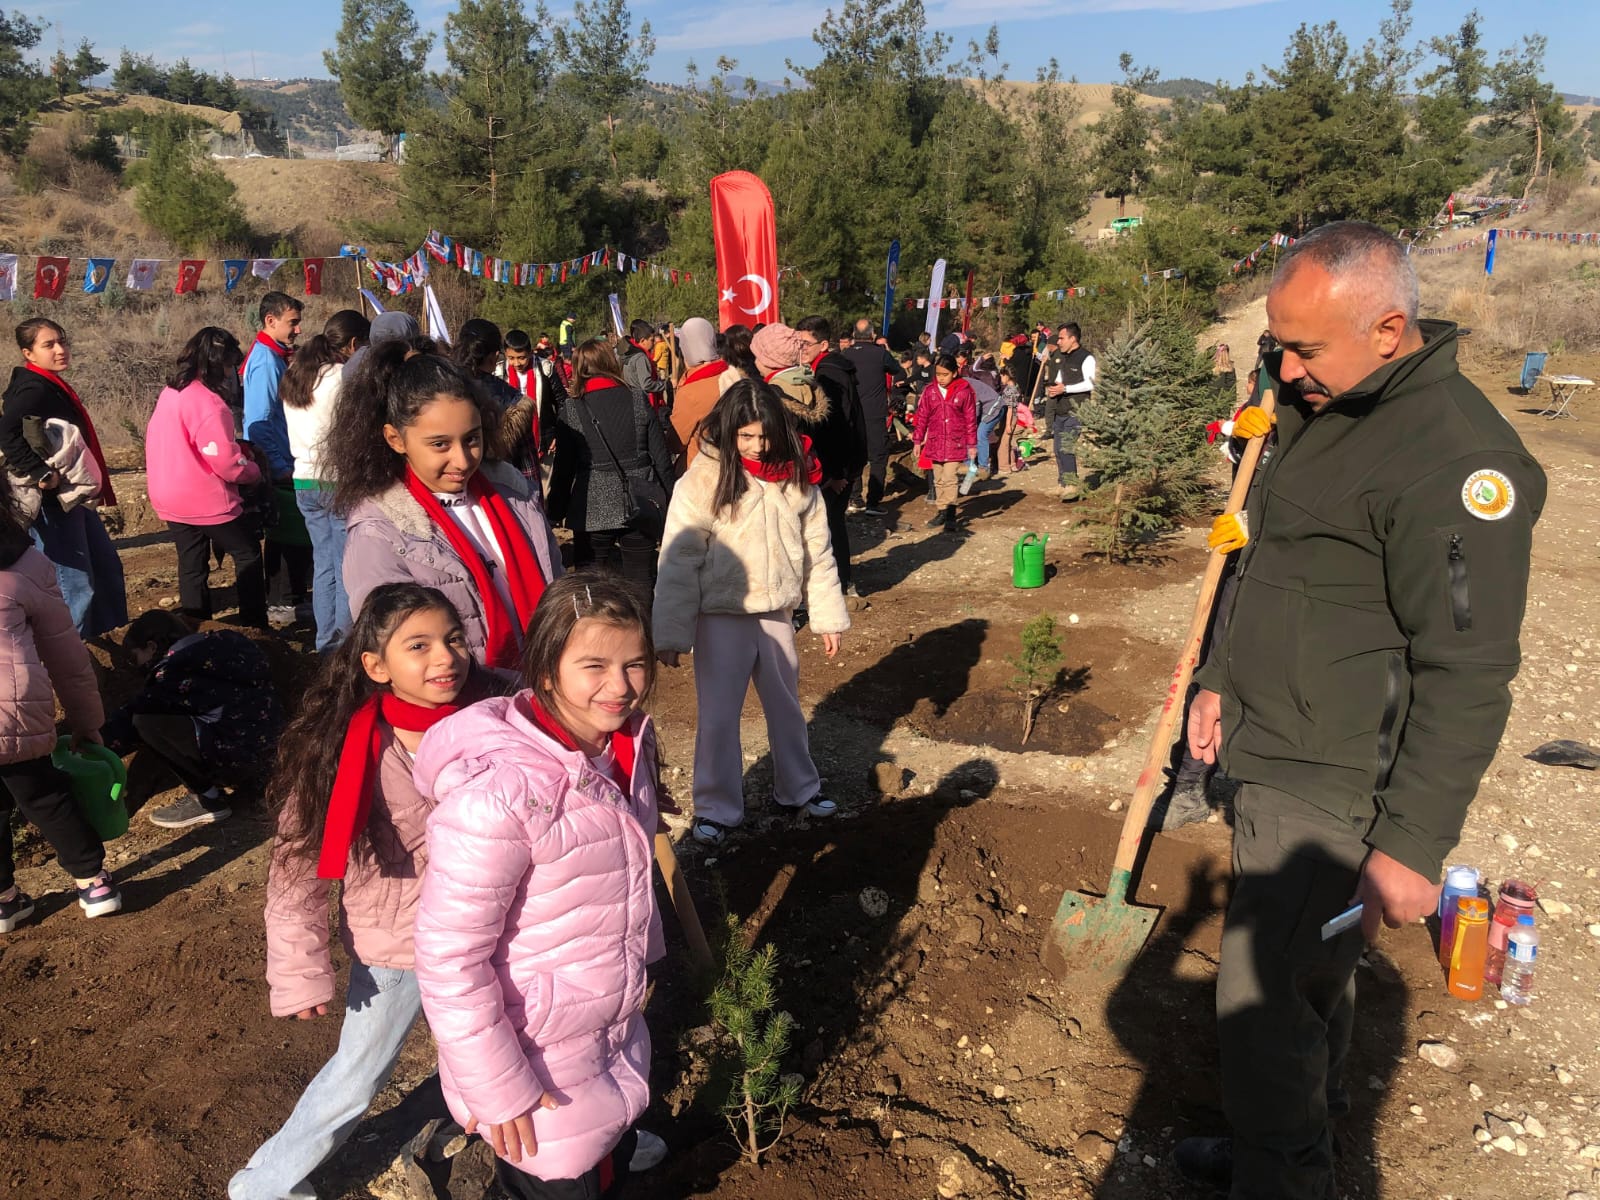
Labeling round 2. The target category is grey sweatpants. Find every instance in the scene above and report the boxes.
[690,611,821,827]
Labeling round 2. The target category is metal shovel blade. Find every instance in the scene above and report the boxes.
[1041,868,1161,978]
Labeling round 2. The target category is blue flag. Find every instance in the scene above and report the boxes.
[1484,228,1498,276]
[882,240,900,337]
[82,258,114,295]
[222,260,248,293]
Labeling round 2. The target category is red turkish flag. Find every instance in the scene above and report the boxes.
[33,256,69,300]
[174,259,206,295]
[710,171,779,329]
[303,258,325,296]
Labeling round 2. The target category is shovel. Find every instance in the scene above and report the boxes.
[1043,384,1279,978]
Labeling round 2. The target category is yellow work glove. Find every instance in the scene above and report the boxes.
[1232,406,1275,440]
[1208,512,1249,554]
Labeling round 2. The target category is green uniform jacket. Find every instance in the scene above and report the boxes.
[1194,321,1545,879]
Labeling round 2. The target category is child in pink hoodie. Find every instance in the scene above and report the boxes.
[413,572,667,1199]
[231,584,493,1200]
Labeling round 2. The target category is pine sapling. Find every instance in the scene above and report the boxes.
[1007,613,1065,744]
[709,914,801,1165]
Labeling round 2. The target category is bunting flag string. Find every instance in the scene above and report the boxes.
[1230,232,1297,275]
[367,230,697,296]
[906,266,1189,309]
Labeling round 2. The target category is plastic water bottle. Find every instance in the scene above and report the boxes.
[1437,865,1480,970]
[1500,914,1539,1006]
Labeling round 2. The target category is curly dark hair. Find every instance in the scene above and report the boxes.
[268,584,495,867]
[327,337,487,514]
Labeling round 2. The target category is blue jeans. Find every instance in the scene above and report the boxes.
[295,487,350,653]
[30,499,127,637]
[973,413,1001,472]
[228,963,422,1200]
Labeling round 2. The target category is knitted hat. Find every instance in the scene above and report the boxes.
[677,316,717,367]
[751,323,808,376]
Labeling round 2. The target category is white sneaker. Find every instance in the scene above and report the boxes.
[629,1129,668,1172]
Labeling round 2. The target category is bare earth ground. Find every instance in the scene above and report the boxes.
[2,354,1599,1200]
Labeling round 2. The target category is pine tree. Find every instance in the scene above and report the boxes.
[1092,54,1159,217]
[1007,614,1064,744]
[550,0,654,176]
[709,914,799,1165]
[0,10,49,156]
[132,119,252,251]
[323,0,434,138]
[401,0,548,244]
[1075,314,1225,562]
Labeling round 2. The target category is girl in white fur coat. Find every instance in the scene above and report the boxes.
[652,379,849,848]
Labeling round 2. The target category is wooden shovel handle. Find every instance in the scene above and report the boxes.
[655,831,714,974]
[1111,385,1279,875]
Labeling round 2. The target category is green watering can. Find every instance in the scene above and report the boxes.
[1013,532,1049,589]
[1017,437,1035,458]
[51,739,129,840]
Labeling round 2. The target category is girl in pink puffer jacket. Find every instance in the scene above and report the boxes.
[413,572,667,1199]
[231,584,495,1200]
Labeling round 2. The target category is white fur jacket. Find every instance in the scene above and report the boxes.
[652,445,849,653]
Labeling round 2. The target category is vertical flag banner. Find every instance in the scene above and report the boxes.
[882,239,900,338]
[174,260,205,295]
[252,258,286,280]
[710,170,780,329]
[424,283,451,346]
[1484,227,1498,275]
[358,288,387,314]
[222,260,247,293]
[0,254,17,301]
[607,293,625,338]
[34,256,69,300]
[961,268,975,334]
[303,258,325,295]
[924,258,947,343]
[126,259,160,292]
[83,259,115,295]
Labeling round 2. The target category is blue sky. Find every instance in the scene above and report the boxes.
[40,0,1600,96]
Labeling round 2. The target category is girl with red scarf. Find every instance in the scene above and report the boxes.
[652,380,850,849]
[0,318,126,636]
[329,339,562,674]
[233,584,498,1200]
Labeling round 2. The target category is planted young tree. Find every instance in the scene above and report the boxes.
[1008,613,1064,745]
[1075,313,1226,562]
[324,0,434,138]
[709,914,800,1165]
[550,0,655,176]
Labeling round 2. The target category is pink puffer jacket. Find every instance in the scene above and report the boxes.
[412,696,663,1182]
[0,543,103,764]
[264,730,433,1018]
[913,377,978,463]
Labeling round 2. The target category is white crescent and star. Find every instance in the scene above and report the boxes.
[40,265,60,289]
[721,273,773,316]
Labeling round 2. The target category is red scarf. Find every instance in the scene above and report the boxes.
[23,363,116,507]
[809,352,829,374]
[404,468,548,670]
[628,339,659,381]
[743,434,824,485]
[240,331,289,378]
[583,376,623,394]
[525,695,636,791]
[681,359,726,386]
[317,694,461,879]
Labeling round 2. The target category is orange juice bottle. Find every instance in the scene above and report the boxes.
[1446,897,1490,1001]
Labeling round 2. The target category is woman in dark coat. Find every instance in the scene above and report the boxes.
[545,339,673,593]
[0,318,127,636]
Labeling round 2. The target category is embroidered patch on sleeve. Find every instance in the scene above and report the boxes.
[1461,469,1515,521]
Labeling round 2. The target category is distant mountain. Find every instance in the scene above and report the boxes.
[236,78,364,152]
[1562,92,1599,106]
[1142,78,1217,102]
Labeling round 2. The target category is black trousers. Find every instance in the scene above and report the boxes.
[265,540,313,607]
[0,754,105,892]
[171,516,267,627]
[131,712,218,796]
[860,402,889,507]
[821,485,851,588]
[574,527,657,598]
[495,1129,635,1200]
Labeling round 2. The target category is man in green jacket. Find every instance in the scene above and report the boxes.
[1178,221,1545,1199]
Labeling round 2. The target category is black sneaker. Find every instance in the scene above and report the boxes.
[149,792,232,829]
[0,889,35,933]
[76,872,123,919]
[1172,1136,1232,1194]
[1151,777,1212,831]
[860,504,886,516]
[926,511,948,528]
